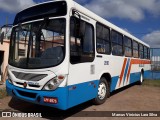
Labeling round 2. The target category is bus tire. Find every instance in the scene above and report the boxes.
[139,71,144,85]
[93,77,110,105]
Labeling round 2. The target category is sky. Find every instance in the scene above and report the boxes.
[0,0,160,48]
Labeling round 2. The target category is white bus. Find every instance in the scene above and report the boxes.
[2,0,151,110]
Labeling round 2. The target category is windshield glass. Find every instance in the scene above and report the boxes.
[9,18,66,69]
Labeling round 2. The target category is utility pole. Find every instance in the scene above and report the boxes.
[5,16,8,39]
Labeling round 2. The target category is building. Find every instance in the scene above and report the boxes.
[0,26,11,82]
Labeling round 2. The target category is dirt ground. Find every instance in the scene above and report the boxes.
[0,84,160,120]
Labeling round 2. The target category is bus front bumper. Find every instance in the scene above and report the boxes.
[6,80,68,110]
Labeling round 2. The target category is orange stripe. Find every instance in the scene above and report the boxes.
[126,61,132,83]
[126,59,151,83]
[119,58,127,87]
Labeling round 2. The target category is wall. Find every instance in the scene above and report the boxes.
[0,40,9,81]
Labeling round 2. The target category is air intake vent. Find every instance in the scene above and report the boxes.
[17,90,37,98]
[12,71,47,81]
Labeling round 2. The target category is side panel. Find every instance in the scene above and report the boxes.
[113,58,151,91]
[67,2,151,108]
[93,55,151,92]
[67,80,99,108]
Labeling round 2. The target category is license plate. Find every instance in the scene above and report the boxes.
[43,97,58,104]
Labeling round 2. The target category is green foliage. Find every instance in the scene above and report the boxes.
[0,88,7,99]
[143,79,160,87]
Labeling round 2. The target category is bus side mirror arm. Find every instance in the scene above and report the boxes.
[0,32,4,44]
[72,9,86,37]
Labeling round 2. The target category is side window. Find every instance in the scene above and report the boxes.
[133,41,139,58]
[124,36,132,57]
[147,48,150,59]
[144,46,148,59]
[70,16,95,64]
[96,23,110,54]
[139,44,144,59]
[111,30,123,56]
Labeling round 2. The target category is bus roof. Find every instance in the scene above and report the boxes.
[17,0,149,47]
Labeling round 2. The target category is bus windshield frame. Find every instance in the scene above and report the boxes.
[9,18,66,69]
[13,1,67,25]
[9,1,68,69]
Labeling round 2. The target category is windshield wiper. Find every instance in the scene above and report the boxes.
[35,18,49,57]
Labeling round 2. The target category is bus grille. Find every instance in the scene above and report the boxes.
[12,71,47,81]
[15,82,40,88]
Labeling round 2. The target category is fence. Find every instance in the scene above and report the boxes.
[149,48,160,80]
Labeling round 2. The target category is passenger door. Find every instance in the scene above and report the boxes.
[67,16,98,108]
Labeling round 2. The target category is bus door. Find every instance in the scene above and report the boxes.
[67,16,97,108]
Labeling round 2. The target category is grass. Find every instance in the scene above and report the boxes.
[143,79,160,87]
[0,88,7,99]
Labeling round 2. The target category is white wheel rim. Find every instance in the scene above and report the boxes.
[98,82,107,100]
[140,73,143,83]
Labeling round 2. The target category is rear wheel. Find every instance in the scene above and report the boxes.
[139,71,144,85]
[93,77,110,105]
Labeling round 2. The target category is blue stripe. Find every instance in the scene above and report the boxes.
[6,80,99,110]
[110,76,119,92]
[123,58,130,85]
[6,70,150,110]
[130,72,141,84]
[68,80,99,108]
[6,80,68,110]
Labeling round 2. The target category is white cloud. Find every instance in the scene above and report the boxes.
[0,0,35,13]
[83,0,160,21]
[142,31,160,48]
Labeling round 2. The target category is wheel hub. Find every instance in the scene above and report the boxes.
[98,82,107,100]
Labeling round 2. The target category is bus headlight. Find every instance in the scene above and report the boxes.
[42,75,65,90]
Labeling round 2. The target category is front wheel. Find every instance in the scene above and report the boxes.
[93,77,110,105]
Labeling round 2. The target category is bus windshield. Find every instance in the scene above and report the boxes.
[9,18,66,69]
